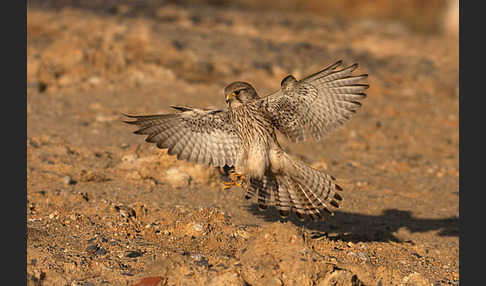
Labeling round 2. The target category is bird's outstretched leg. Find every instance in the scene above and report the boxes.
[219,166,246,190]
[222,173,246,189]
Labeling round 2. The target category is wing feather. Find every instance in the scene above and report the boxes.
[124,107,240,167]
[259,60,368,142]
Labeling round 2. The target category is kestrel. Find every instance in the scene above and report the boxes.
[124,60,368,220]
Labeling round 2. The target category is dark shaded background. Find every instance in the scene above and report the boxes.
[28,0,456,34]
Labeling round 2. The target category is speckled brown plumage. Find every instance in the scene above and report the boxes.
[125,60,368,220]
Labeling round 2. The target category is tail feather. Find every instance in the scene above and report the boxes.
[293,179,325,221]
[273,176,292,218]
[286,154,343,216]
[280,176,308,219]
[246,175,293,218]
[246,176,278,212]
[245,156,343,221]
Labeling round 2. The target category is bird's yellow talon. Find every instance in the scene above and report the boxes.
[221,181,234,190]
[221,172,246,190]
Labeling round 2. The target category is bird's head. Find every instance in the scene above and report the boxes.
[224,81,259,108]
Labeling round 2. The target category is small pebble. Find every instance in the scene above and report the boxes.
[63,176,76,185]
[86,244,99,254]
[192,223,203,232]
[347,251,371,263]
[119,143,130,149]
[194,255,209,267]
[115,205,136,218]
[126,250,143,258]
[94,247,108,256]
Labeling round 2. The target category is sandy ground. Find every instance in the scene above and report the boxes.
[27,2,458,285]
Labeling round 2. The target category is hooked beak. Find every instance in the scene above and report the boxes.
[225,93,234,104]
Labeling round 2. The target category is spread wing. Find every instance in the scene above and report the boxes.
[260,60,369,142]
[124,106,240,167]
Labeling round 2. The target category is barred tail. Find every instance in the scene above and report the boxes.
[282,154,343,220]
[245,153,343,220]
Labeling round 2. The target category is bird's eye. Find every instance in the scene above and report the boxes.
[234,90,240,95]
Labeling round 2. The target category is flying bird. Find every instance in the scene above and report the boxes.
[124,60,369,220]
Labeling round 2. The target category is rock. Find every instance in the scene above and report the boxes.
[88,76,101,86]
[85,244,99,255]
[317,270,364,286]
[94,247,108,256]
[126,171,143,181]
[63,176,77,185]
[48,211,59,220]
[115,205,136,218]
[120,143,130,149]
[180,222,205,238]
[400,272,431,286]
[126,250,143,258]
[164,167,191,188]
[192,223,203,232]
[192,254,209,267]
[30,269,46,285]
[131,276,165,286]
[347,251,371,263]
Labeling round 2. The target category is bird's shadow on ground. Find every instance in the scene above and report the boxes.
[245,204,459,243]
